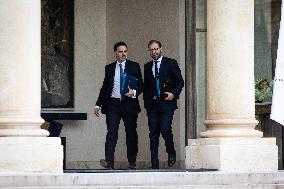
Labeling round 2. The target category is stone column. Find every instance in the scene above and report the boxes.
[185,0,278,172]
[201,0,261,138]
[0,0,63,173]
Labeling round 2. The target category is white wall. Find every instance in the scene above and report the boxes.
[106,0,184,167]
[60,0,107,168]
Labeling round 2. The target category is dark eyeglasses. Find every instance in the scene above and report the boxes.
[148,48,160,52]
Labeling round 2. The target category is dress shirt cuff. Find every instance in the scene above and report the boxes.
[95,105,101,109]
[132,90,136,98]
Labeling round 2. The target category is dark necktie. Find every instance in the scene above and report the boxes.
[154,61,160,98]
[119,63,124,98]
[154,61,159,78]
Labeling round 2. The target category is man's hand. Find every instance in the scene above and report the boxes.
[164,92,174,100]
[144,108,148,116]
[124,87,134,97]
[94,107,101,117]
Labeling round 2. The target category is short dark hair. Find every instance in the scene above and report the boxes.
[148,40,162,48]
[114,41,128,51]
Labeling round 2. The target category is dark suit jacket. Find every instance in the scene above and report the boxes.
[143,56,184,112]
[96,60,143,114]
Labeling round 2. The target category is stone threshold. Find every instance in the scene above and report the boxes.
[64,168,216,173]
[66,160,185,169]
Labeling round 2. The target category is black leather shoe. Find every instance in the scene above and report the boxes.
[128,162,136,170]
[168,153,176,167]
[100,159,114,169]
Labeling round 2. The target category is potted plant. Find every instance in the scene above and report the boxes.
[255,79,273,103]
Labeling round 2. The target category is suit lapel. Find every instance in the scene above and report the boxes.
[125,60,130,74]
[148,61,155,80]
[159,57,166,78]
[110,61,116,83]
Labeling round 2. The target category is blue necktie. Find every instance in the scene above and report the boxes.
[154,61,160,98]
[119,63,124,98]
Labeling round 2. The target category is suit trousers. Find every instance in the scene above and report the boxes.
[105,98,138,163]
[147,100,175,164]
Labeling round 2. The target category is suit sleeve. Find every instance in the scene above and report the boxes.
[143,64,149,100]
[96,65,109,107]
[171,59,184,98]
[135,63,143,97]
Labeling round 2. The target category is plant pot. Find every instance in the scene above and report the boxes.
[255,100,263,103]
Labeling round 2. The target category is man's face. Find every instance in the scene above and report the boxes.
[115,45,128,62]
[148,42,162,60]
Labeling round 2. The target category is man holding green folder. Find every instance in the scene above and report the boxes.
[143,40,184,169]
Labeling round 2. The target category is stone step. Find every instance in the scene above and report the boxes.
[3,185,284,189]
[1,171,284,188]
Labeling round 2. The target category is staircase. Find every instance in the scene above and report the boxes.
[1,170,284,188]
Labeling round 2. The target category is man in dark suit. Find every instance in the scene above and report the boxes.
[143,40,184,169]
[94,41,143,169]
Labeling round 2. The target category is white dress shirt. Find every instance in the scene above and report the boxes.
[111,60,126,98]
[152,56,163,77]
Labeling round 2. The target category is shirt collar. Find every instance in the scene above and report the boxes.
[116,60,126,67]
[153,56,163,63]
